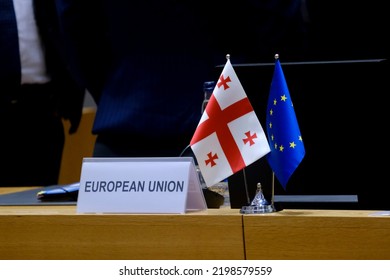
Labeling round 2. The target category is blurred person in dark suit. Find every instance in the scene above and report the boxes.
[55,0,309,158]
[0,0,85,187]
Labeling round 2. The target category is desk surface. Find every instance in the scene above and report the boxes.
[243,209,390,260]
[0,187,37,195]
[1,187,389,260]
[0,188,245,260]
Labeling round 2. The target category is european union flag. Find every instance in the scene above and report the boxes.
[266,56,305,189]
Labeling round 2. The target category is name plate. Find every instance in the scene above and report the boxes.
[77,157,207,214]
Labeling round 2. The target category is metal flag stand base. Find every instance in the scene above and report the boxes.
[240,182,276,214]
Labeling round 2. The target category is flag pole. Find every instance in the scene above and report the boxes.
[240,54,281,214]
[271,172,275,205]
[242,168,251,204]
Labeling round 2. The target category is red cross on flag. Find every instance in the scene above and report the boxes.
[190,57,271,187]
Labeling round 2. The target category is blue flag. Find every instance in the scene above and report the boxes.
[266,57,305,189]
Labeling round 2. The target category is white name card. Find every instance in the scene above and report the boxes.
[77,157,207,214]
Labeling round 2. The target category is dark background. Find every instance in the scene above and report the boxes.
[224,1,389,210]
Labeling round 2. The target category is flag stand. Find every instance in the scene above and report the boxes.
[240,173,276,214]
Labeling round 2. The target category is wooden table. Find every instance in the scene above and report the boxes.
[243,209,390,260]
[0,187,244,260]
[1,188,389,260]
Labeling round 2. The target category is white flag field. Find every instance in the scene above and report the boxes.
[190,58,270,187]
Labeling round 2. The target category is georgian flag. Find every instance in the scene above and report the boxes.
[190,58,270,187]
